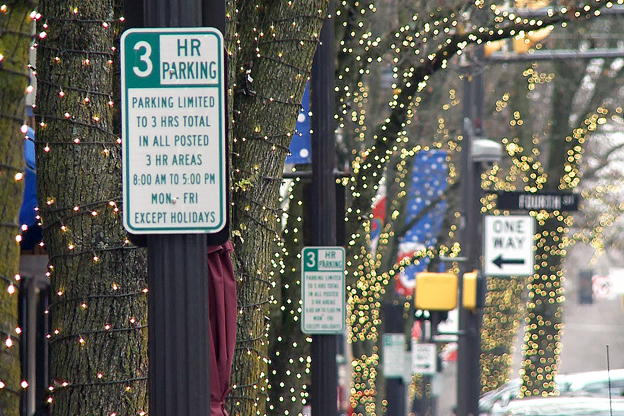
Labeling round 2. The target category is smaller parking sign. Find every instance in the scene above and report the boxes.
[412,343,437,375]
[301,247,345,334]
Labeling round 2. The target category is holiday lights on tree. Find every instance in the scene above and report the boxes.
[0,3,40,414]
[333,0,620,413]
[4,0,623,415]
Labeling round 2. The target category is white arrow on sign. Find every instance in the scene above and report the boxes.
[484,215,535,277]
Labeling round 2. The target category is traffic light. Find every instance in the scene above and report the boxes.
[414,272,458,311]
[462,270,486,310]
[414,309,431,322]
[512,28,552,54]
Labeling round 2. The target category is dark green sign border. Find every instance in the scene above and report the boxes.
[120,27,226,234]
[301,247,346,334]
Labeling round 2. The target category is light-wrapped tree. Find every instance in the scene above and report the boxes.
[0,2,37,415]
[34,1,149,414]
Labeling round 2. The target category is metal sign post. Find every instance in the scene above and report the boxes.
[310,1,339,413]
[121,1,227,415]
[457,46,484,416]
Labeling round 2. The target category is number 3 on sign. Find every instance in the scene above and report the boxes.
[306,251,316,268]
[133,41,153,77]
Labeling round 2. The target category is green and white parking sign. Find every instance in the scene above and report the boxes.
[301,247,345,334]
[121,28,226,234]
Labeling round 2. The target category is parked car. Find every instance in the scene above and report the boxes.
[480,379,522,414]
[479,376,572,415]
[480,370,624,415]
[566,369,624,397]
[489,395,624,415]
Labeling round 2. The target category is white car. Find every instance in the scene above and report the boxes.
[566,369,624,397]
[490,395,624,415]
[479,376,572,415]
[480,369,624,415]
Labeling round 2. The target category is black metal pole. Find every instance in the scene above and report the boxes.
[147,235,210,415]
[383,303,405,416]
[310,1,338,415]
[456,46,484,416]
[140,1,225,415]
[144,1,202,27]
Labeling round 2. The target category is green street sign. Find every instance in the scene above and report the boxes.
[301,247,346,334]
[120,28,226,234]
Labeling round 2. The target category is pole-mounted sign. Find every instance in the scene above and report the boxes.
[121,28,226,234]
[495,190,579,212]
[301,247,345,334]
[484,215,535,277]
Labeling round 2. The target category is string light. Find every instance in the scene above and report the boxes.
[28,3,150,414]
[331,0,613,412]
[7,0,612,415]
[478,51,607,398]
[0,0,39,406]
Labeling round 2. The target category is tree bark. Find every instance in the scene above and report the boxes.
[267,179,311,415]
[518,57,584,397]
[0,2,36,415]
[226,1,327,414]
[35,1,148,414]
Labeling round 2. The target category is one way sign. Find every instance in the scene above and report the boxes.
[484,215,535,277]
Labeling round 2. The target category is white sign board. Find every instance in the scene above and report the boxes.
[608,268,624,297]
[383,334,406,378]
[412,342,437,375]
[301,247,345,334]
[484,215,535,277]
[121,28,226,234]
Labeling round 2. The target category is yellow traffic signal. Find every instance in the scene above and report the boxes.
[485,28,552,57]
[462,270,480,310]
[513,28,552,54]
[486,1,553,57]
[414,272,458,311]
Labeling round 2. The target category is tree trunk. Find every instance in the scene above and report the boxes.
[520,215,565,397]
[226,2,327,414]
[267,179,311,415]
[480,65,534,394]
[35,1,148,414]
[0,2,36,415]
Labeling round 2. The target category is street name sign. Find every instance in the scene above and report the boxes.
[484,215,535,277]
[301,247,345,334]
[121,28,226,234]
[495,190,579,212]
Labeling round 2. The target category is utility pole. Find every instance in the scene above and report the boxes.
[383,303,405,416]
[143,3,210,415]
[456,46,485,416]
[310,1,338,415]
